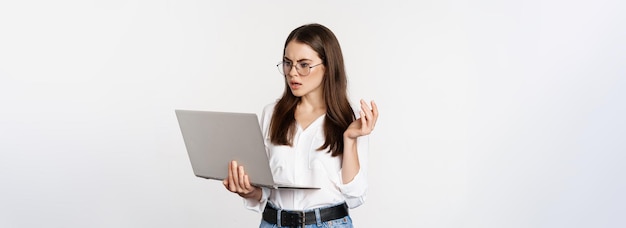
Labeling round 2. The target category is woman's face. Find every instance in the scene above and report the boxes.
[283,40,325,98]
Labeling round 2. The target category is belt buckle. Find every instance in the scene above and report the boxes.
[299,211,305,227]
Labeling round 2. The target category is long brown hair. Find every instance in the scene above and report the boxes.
[269,23,355,157]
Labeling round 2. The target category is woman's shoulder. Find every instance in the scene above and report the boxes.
[261,99,279,117]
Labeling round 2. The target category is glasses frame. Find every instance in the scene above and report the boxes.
[277,61,323,76]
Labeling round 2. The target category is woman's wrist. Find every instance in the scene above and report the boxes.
[343,135,357,147]
[238,187,262,201]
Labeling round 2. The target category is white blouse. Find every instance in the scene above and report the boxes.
[243,101,369,212]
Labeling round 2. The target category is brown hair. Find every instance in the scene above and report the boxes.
[269,23,355,157]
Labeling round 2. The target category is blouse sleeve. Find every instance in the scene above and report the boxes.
[337,124,370,209]
[338,107,370,208]
[243,187,271,212]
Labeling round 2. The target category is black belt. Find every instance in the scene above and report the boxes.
[262,202,349,227]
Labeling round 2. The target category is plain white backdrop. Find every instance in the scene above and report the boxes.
[1,0,624,227]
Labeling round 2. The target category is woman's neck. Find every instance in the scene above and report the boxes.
[298,94,326,113]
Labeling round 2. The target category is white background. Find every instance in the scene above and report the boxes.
[1,0,625,227]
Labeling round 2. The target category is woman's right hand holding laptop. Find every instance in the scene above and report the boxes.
[223,160,262,201]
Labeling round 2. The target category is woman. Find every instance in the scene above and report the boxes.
[223,23,378,228]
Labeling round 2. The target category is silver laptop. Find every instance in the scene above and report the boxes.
[175,109,319,189]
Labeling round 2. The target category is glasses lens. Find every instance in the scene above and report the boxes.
[284,62,292,75]
[277,62,313,76]
[278,62,291,75]
[277,62,284,75]
[298,63,309,76]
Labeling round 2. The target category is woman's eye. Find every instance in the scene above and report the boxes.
[299,63,310,68]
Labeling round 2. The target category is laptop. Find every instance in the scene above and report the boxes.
[175,109,319,190]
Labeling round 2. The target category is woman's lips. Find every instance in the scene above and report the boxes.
[290,81,302,89]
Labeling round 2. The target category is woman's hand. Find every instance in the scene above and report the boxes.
[222,160,261,200]
[344,99,379,139]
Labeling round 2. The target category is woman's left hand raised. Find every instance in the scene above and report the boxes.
[344,99,379,139]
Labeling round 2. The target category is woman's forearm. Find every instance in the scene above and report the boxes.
[341,137,360,184]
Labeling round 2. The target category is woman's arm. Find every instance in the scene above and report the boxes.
[342,99,378,183]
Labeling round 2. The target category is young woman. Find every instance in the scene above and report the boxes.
[223,23,378,228]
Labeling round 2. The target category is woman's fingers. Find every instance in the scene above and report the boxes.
[243,174,253,190]
[224,160,254,194]
[360,111,367,132]
[359,99,378,133]
[224,160,258,199]
[360,99,372,120]
[228,161,237,192]
[233,161,243,191]
[370,100,379,129]
[238,166,246,191]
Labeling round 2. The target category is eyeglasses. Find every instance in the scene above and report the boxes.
[277,61,323,76]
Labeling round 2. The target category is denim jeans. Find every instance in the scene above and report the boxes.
[259,215,353,228]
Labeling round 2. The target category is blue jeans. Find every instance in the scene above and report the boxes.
[259,215,353,228]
